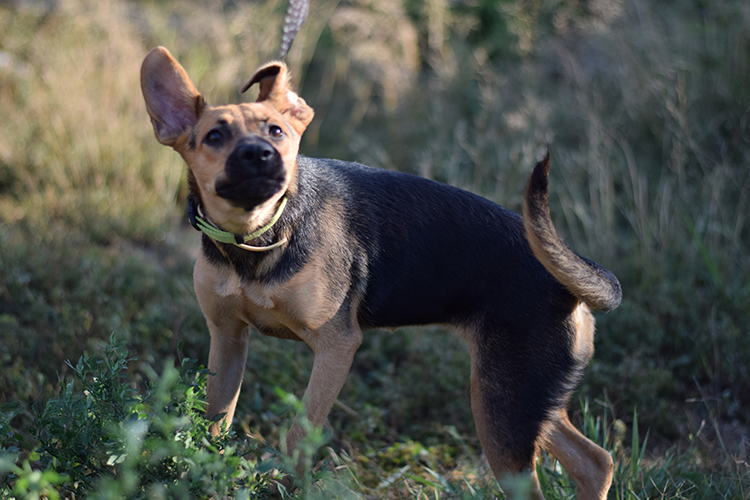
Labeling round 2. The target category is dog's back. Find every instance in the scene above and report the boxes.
[294,157,570,327]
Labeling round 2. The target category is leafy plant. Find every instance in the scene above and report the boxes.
[6,336,289,499]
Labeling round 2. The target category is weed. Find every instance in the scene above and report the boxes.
[2,336,297,499]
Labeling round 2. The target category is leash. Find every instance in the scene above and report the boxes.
[279,0,310,58]
[188,196,289,252]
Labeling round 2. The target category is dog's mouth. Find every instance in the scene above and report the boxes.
[214,139,286,211]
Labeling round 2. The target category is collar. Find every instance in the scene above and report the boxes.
[188,196,288,252]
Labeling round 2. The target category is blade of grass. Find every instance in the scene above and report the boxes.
[631,407,640,479]
[683,214,728,299]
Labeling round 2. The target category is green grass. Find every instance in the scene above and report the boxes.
[3,339,747,498]
[1,0,749,497]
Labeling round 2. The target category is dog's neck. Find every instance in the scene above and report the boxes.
[187,193,289,252]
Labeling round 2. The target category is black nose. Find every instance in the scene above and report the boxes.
[225,139,280,178]
[237,141,275,164]
[216,138,285,209]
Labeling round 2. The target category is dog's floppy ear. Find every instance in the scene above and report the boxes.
[241,61,314,135]
[141,47,205,147]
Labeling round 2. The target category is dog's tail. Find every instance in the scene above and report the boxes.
[523,154,622,312]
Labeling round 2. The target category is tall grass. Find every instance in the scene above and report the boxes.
[300,0,750,438]
[1,0,749,497]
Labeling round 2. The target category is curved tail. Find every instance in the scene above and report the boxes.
[523,154,622,312]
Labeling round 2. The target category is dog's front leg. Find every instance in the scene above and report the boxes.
[194,255,250,435]
[285,321,363,466]
[205,316,251,435]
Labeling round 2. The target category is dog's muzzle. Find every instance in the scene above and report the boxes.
[215,139,286,211]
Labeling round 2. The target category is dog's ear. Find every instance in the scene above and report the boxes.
[141,47,205,147]
[241,61,314,135]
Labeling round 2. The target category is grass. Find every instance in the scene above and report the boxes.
[3,338,747,498]
[1,0,749,497]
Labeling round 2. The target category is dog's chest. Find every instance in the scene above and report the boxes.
[193,253,348,336]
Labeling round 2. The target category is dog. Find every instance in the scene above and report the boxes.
[140,46,621,499]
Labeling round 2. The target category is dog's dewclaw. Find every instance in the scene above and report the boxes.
[280,0,309,58]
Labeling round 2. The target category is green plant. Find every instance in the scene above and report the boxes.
[0,455,68,500]
[11,336,284,499]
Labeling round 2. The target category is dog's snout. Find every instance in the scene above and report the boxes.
[215,138,285,209]
[238,141,274,164]
[226,139,280,176]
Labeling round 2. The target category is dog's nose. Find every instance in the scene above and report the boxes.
[237,141,275,164]
[217,138,284,208]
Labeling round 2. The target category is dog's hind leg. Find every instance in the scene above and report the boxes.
[465,336,547,499]
[469,371,545,499]
[541,409,613,500]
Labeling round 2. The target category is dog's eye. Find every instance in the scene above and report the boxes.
[269,125,284,138]
[204,129,224,145]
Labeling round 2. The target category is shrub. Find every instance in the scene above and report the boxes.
[4,336,288,499]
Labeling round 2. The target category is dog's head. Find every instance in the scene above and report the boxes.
[140,47,314,234]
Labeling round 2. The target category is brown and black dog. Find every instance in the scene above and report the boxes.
[141,46,621,499]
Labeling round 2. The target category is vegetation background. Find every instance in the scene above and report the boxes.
[0,0,748,497]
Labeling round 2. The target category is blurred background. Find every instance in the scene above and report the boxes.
[0,0,748,495]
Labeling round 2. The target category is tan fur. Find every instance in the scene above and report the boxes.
[523,156,621,312]
[193,250,349,341]
[571,303,596,367]
[522,203,604,310]
[543,410,614,500]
